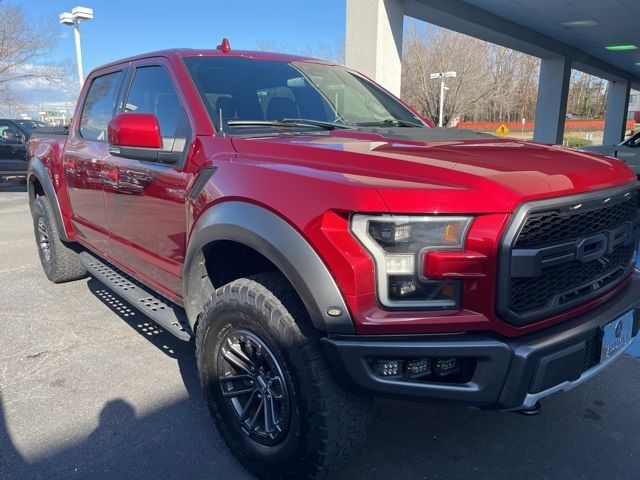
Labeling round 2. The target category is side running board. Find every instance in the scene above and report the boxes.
[80,252,192,341]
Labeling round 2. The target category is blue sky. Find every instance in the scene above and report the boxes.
[8,0,346,112]
[18,0,346,73]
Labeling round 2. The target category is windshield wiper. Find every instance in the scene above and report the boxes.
[355,118,424,128]
[226,118,352,131]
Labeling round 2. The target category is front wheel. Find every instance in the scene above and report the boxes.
[196,273,372,479]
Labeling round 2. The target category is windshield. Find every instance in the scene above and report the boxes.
[184,56,426,133]
[624,132,640,146]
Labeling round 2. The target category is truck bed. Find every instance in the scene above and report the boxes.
[30,126,70,137]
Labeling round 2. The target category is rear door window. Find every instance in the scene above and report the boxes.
[79,71,123,141]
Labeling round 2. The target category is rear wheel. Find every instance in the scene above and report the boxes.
[196,273,372,479]
[31,196,86,283]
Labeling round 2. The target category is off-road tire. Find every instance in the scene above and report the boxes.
[196,273,372,479]
[31,196,86,283]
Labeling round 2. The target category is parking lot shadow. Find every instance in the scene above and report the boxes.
[0,278,253,479]
[2,355,639,480]
[0,390,252,479]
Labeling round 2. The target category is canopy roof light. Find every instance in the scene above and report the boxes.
[605,44,638,51]
[561,20,598,28]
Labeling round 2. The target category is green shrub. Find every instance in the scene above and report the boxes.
[563,136,593,148]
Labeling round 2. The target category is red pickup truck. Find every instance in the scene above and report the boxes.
[27,43,640,479]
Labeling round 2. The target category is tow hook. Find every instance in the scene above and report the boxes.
[515,401,542,416]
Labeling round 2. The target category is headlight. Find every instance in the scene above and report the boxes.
[351,215,473,308]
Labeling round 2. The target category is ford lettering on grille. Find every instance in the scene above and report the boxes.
[497,186,640,325]
[511,218,640,278]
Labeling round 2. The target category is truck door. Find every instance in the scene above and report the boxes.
[64,68,124,254]
[615,132,640,173]
[0,121,27,174]
[102,62,192,298]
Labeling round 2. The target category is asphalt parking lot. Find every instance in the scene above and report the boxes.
[1,180,639,480]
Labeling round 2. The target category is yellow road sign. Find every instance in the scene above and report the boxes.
[495,124,509,136]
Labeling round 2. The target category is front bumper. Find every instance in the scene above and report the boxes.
[322,271,640,410]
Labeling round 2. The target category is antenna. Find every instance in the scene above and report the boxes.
[218,108,226,137]
[217,38,231,54]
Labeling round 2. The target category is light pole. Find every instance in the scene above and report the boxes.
[429,71,457,127]
[59,7,94,89]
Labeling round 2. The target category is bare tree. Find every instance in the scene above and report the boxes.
[401,22,540,125]
[0,85,28,117]
[567,71,608,118]
[402,24,495,126]
[0,5,72,85]
[0,4,74,115]
[258,40,344,64]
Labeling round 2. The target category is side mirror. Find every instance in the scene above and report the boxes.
[108,113,179,164]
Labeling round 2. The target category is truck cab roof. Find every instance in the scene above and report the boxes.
[92,47,334,75]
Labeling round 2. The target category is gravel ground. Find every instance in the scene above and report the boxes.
[1,180,638,480]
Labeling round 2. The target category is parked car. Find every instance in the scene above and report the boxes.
[582,131,640,177]
[0,119,49,180]
[27,44,640,479]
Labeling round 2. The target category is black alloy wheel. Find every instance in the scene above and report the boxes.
[36,216,51,264]
[217,329,291,446]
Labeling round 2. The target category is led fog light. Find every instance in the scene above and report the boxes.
[434,357,460,377]
[406,358,432,378]
[372,359,403,377]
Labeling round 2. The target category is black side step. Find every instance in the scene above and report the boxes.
[80,252,192,341]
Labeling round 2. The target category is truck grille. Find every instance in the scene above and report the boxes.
[510,244,635,314]
[498,185,640,325]
[515,191,639,248]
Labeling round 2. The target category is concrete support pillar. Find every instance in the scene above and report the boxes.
[603,79,631,145]
[345,0,405,96]
[533,56,571,144]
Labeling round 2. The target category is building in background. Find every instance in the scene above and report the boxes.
[36,102,75,126]
[345,0,640,146]
[628,90,640,123]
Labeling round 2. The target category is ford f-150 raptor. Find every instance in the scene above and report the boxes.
[27,42,640,479]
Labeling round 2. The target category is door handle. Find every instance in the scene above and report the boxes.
[102,169,120,187]
[64,160,76,175]
[113,169,147,194]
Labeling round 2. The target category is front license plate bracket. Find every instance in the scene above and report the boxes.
[600,310,634,362]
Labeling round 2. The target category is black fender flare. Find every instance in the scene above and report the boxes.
[183,201,354,334]
[27,157,71,242]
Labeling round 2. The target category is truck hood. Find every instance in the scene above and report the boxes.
[231,128,637,214]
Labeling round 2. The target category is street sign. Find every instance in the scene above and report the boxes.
[495,124,510,136]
